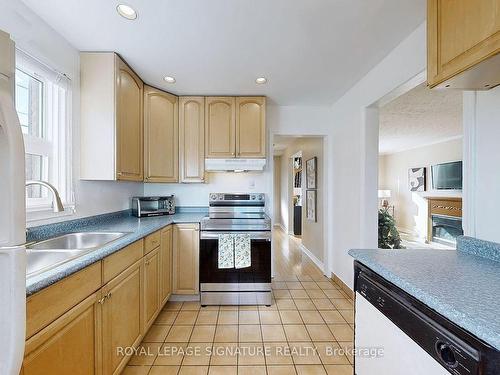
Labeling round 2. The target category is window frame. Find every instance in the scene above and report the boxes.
[15,49,74,219]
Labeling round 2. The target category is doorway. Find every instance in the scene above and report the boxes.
[272,135,326,273]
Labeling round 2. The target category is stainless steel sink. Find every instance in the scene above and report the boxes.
[29,232,128,250]
[26,232,129,276]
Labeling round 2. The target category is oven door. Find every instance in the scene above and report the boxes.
[199,231,271,284]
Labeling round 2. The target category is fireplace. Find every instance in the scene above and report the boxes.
[431,214,463,245]
[427,197,463,246]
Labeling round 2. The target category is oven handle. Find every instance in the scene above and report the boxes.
[200,231,271,241]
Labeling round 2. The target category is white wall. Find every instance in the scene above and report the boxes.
[0,0,143,226]
[144,172,269,207]
[379,138,463,240]
[463,86,500,243]
[273,156,281,223]
[329,23,427,288]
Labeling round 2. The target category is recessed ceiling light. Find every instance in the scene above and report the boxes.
[163,76,176,83]
[116,4,137,20]
[255,77,267,84]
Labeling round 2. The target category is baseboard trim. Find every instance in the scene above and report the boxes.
[298,243,325,273]
[331,273,354,300]
[168,294,201,302]
[274,223,287,233]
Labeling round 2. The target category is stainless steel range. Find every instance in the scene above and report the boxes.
[200,193,272,306]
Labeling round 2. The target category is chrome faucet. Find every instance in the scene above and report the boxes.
[25,180,65,213]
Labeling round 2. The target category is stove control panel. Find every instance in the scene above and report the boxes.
[209,193,265,202]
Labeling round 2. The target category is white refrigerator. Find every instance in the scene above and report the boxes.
[0,30,27,375]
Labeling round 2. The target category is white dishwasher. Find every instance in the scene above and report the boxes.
[353,261,499,375]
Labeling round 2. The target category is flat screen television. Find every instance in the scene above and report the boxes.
[431,161,463,190]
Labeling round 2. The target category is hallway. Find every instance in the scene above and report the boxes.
[123,228,354,375]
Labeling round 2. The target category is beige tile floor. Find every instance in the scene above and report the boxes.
[122,229,354,375]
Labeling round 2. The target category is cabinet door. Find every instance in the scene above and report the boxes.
[160,226,173,305]
[205,97,236,158]
[144,86,179,182]
[115,56,144,181]
[179,97,205,182]
[173,224,200,294]
[236,97,266,158]
[102,260,143,375]
[143,247,160,331]
[22,292,102,375]
[427,0,500,88]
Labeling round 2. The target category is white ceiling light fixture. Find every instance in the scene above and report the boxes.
[255,77,267,84]
[116,4,137,20]
[163,76,176,83]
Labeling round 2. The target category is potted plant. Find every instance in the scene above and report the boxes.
[378,208,404,249]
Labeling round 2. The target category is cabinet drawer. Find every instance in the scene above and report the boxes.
[103,240,143,284]
[26,261,102,339]
[144,230,161,254]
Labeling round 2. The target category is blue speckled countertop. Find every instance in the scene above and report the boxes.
[26,208,207,296]
[349,236,500,350]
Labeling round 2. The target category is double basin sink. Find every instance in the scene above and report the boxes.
[27,232,129,277]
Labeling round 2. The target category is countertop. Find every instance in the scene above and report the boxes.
[349,236,500,351]
[26,209,207,296]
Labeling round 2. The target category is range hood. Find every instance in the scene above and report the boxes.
[205,158,266,172]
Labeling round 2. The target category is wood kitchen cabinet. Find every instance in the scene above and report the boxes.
[80,52,144,181]
[143,247,160,331]
[160,226,173,305]
[205,97,236,158]
[236,97,266,158]
[173,224,200,294]
[427,0,500,89]
[21,292,102,375]
[144,86,179,182]
[101,259,143,375]
[179,97,205,182]
[205,96,266,159]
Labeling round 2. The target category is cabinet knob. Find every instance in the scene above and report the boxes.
[106,292,112,299]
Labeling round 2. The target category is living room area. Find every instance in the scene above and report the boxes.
[378,82,463,250]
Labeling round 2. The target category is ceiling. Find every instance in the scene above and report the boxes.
[379,83,463,154]
[21,0,425,105]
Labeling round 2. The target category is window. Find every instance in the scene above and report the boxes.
[15,50,73,215]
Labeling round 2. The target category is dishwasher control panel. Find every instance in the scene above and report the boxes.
[354,262,500,375]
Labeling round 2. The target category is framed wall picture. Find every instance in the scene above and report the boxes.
[408,167,426,192]
[306,157,317,189]
[306,190,317,222]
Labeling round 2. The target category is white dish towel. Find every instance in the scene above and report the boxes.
[234,233,251,269]
[218,233,235,269]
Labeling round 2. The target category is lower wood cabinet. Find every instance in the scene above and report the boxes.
[173,223,200,295]
[21,223,197,374]
[160,226,173,305]
[21,292,102,375]
[143,247,160,331]
[101,259,143,375]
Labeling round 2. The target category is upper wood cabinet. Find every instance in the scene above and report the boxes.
[205,97,236,158]
[427,0,500,89]
[236,97,266,158]
[179,97,205,182]
[205,96,266,159]
[172,224,200,295]
[80,52,144,181]
[144,86,179,182]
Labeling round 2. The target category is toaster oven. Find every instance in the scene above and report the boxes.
[132,196,175,217]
